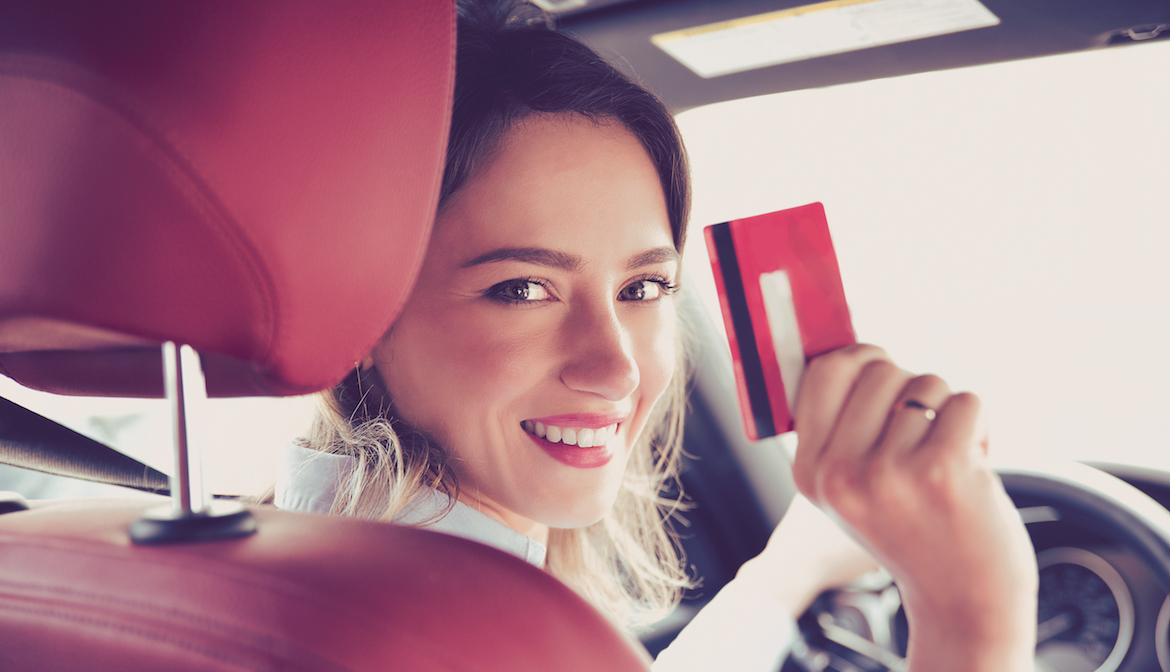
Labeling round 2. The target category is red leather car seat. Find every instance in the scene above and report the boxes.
[0,500,647,671]
[0,1,649,669]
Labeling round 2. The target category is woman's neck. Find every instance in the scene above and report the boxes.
[455,490,550,550]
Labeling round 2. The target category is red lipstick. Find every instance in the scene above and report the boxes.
[521,413,626,469]
[527,432,614,469]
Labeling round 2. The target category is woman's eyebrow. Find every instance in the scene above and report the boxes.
[460,247,582,270]
[626,247,679,270]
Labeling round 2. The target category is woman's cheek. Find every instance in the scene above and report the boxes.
[432,321,562,420]
[637,305,679,408]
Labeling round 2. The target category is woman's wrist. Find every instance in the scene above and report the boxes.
[902,591,1037,672]
[905,626,1034,672]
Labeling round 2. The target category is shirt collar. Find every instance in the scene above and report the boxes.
[275,442,547,567]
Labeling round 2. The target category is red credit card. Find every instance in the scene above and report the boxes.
[704,203,856,440]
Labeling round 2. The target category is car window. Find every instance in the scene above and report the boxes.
[0,374,314,496]
[679,38,1170,470]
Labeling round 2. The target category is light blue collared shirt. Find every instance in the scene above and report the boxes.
[275,442,546,566]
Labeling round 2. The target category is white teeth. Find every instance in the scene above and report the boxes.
[593,425,608,445]
[523,421,620,447]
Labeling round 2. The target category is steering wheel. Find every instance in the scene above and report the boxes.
[784,460,1170,672]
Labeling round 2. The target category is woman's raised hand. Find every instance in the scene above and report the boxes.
[790,344,1037,672]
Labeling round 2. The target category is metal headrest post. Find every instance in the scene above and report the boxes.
[129,342,256,544]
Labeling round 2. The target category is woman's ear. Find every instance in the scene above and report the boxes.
[358,353,376,371]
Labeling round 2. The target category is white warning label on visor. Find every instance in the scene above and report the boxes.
[653,0,999,78]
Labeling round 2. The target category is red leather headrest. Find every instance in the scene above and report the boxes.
[0,0,455,397]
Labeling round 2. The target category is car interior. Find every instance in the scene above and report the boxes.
[2,0,1168,670]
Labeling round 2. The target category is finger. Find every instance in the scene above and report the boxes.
[915,391,985,464]
[819,358,913,467]
[792,344,890,498]
[974,402,990,457]
[876,374,951,457]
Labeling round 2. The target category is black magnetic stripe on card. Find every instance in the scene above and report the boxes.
[710,222,776,438]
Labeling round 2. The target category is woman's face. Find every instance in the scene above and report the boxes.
[367,114,678,533]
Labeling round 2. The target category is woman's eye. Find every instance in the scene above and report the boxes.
[619,279,673,302]
[489,279,551,304]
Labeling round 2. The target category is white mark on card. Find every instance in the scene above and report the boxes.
[760,270,805,415]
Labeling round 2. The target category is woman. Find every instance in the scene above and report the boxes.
[275,1,1038,669]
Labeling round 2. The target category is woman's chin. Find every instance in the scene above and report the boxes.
[531,489,622,530]
[545,511,610,530]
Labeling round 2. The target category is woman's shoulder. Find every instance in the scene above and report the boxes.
[274,443,545,566]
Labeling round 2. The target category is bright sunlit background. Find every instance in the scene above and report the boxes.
[679,38,1170,470]
[1,38,1168,497]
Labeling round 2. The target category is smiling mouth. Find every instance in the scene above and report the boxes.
[521,420,618,448]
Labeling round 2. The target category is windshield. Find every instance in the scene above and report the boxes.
[679,38,1170,470]
[2,39,1168,497]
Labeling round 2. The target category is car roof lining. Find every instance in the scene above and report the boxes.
[560,0,1170,112]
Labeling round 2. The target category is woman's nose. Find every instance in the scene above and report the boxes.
[559,303,639,401]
